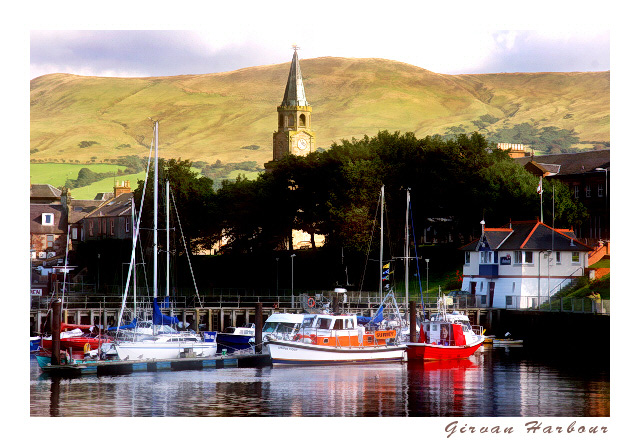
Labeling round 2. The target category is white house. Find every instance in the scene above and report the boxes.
[459,219,592,309]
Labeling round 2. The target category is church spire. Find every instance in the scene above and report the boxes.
[281,46,308,107]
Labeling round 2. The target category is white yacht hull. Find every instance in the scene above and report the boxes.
[266,340,406,364]
[115,340,217,360]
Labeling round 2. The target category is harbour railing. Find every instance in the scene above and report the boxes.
[30,291,609,315]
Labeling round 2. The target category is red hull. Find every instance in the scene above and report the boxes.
[42,336,111,352]
[406,340,483,361]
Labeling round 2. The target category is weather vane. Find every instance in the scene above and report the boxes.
[292,44,300,51]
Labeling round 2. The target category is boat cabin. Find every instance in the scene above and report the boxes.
[422,313,479,346]
[296,314,395,347]
[262,313,305,341]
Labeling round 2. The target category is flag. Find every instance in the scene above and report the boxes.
[536,177,543,195]
[383,263,390,269]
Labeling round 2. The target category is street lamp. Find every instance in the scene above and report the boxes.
[595,167,608,198]
[275,257,279,299]
[291,254,296,308]
[425,258,429,304]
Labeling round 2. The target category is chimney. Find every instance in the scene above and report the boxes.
[113,180,132,197]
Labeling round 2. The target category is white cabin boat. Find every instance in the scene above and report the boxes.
[265,313,405,364]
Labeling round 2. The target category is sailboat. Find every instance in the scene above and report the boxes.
[264,185,406,364]
[113,121,217,360]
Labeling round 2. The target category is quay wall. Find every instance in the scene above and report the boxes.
[482,309,610,351]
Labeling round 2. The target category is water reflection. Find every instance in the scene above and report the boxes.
[31,346,609,417]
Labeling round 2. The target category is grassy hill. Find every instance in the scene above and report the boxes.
[30,57,610,167]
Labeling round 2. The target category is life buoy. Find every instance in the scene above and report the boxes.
[307,297,316,308]
[84,343,91,354]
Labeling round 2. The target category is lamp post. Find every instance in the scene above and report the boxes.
[595,167,609,240]
[290,254,296,308]
[275,257,279,300]
[425,258,430,305]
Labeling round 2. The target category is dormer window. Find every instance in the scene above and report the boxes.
[42,213,54,226]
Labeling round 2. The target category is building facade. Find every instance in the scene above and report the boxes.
[514,150,610,242]
[459,219,592,309]
[81,182,133,241]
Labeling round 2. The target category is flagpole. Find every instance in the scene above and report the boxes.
[538,176,543,224]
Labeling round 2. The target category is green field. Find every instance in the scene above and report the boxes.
[30,162,260,199]
[69,172,148,199]
[30,163,129,189]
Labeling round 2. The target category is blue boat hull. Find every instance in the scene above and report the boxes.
[216,334,254,353]
[30,338,40,352]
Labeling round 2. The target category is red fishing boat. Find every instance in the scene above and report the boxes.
[41,323,112,352]
[406,299,484,361]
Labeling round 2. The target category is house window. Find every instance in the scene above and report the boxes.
[71,227,78,240]
[574,185,579,198]
[512,282,516,292]
[110,219,115,235]
[480,282,484,292]
[585,185,591,198]
[556,251,561,264]
[89,221,94,236]
[597,184,604,197]
[571,251,580,264]
[514,250,533,264]
[480,251,494,264]
[125,219,130,233]
[506,296,513,306]
[464,252,471,265]
[42,213,54,225]
[102,219,107,234]
[46,234,54,248]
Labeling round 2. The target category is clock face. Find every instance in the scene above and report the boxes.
[297,138,308,150]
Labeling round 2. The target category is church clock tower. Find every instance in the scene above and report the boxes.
[267,46,316,170]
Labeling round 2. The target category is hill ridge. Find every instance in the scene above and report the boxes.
[30,57,610,166]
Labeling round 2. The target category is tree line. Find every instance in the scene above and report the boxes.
[134,131,588,260]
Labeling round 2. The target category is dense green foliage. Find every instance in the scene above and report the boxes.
[141,131,586,256]
[124,130,590,290]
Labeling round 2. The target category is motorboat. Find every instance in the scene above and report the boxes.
[265,313,405,365]
[405,299,484,361]
[216,324,255,353]
[261,313,305,341]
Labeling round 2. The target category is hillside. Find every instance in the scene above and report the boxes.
[30,57,610,166]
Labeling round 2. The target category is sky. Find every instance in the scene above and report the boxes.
[30,29,610,79]
[27,3,611,80]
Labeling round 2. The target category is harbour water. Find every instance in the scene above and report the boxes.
[30,344,609,417]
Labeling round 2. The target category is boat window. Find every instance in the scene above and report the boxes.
[317,318,332,329]
[345,318,355,329]
[333,319,344,330]
[431,324,438,332]
[301,317,316,329]
[224,327,235,333]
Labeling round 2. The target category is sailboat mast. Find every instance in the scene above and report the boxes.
[379,185,384,300]
[153,121,158,307]
[166,179,170,298]
[132,197,136,318]
[405,188,410,316]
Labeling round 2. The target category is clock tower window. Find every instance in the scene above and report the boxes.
[299,114,306,127]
